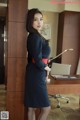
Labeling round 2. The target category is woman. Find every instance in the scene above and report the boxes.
[24,8,51,120]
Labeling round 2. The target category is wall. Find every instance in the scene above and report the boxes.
[65,0,80,12]
[42,11,59,58]
[28,0,80,12]
[28,0,64,12]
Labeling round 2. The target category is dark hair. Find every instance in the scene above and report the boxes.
[26,8,43,33]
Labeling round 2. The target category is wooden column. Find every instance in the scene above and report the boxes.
[6,0,28,120]
[57,11,80,75]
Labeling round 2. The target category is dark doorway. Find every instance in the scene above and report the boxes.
[0,17,5,84]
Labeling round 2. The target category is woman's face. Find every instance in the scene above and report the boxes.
[32,13,43,32]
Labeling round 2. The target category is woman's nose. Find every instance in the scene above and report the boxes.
[38,20,41,24]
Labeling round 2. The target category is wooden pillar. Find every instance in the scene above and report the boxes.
[57,11,80,75]
[6,0,28,120]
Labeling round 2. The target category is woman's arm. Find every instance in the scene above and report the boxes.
[31,34,47,70]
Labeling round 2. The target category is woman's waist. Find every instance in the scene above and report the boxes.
[32,58,48,64]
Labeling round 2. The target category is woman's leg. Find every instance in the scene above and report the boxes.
[28,107,36,120]
[38,106,51,120]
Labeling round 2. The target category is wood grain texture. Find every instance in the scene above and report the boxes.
[7,58,26,92]
[8,0,28,22]
[7,0,28,120]
[47,76,80,94]
[8,22,27,58]
[62,12,80,75]
[57,11,80,75]
[6,92,25,120]
[47,84,80,94]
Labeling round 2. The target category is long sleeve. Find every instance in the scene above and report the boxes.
[31,34,46,70]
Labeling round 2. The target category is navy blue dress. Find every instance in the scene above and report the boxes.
[24,32,50,108]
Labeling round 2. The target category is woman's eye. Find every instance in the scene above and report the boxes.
[34,18,37,21]
[33,18,43,21]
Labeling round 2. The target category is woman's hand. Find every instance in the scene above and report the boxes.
[44,66,51,83]
[44,66,51,72]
